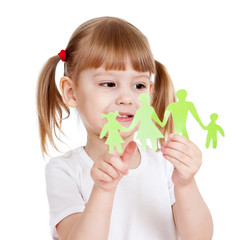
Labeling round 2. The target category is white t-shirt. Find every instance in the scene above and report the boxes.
[45,145,179,239]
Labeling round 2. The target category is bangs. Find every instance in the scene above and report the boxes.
[74,18,155,74]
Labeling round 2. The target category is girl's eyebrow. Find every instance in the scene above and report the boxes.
[93,70,150,79]
[93,70,114,77]
[134,73,150,79]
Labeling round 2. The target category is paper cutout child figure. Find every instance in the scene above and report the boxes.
[99,111,127,154]
[204,113,225,149]
[161,89,205,139]
[127,93,164,151]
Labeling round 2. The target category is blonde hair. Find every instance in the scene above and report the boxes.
[36,16,175,156]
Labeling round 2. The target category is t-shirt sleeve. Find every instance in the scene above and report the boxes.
[45,158,86,239]
[165,158,176,206]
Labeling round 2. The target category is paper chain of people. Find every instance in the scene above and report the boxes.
[100,89,224,154]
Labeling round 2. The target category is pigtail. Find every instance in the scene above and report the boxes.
[36,55,70,157]
[151,60,176,147]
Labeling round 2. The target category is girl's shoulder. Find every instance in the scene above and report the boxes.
[45,146,90,175]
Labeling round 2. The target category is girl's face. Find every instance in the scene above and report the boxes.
[74,59,152,139]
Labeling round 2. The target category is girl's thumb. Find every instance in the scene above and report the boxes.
[121,141,137,164]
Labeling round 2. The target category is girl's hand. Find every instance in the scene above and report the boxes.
[161,134,202,188]
[91,141,136,192]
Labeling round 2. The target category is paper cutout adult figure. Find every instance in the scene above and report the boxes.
[204,113,224,149]
[161,89,205,139]
[127,93,164,151]
[99,111,127,154]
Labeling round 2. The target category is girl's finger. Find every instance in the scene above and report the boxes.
[164,141,193,159]
[103,141,136,175]
[105,155,129,175]
[171,134,201,158]
[121,141,137,164]
[92,167,114,182]
[169,134,196,147]
[162,153,188,171]
[161,146,190,167]
[98,161,120,179]
[169,134,200,155]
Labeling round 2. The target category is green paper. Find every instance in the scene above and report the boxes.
[128,93,164,151]
[162,89,205,139]
[204,113,225,149]
[99,111,127,154]
[100,90,224,152]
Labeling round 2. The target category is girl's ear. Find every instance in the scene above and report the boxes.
[150,81,153,94]
[60,77,77,107]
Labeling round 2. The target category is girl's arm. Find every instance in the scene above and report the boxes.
[57,185,116,240]
[172,179,213,240]
[60,185,116,240]
[57,142,136,240]
[161,134,213,240]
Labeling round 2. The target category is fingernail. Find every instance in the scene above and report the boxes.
[169,134,174,139]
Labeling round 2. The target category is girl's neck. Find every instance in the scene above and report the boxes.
[84,133,141,170]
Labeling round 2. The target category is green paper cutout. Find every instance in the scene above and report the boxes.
[128,93,164,151]
[100,90,224,152]
[162,89,205,139]
[99,111,127,154]
[203,113,225,149]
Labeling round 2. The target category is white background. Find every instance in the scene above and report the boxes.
[0,0,235,239]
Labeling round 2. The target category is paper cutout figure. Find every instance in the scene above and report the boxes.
[161,89,205,139]
[99,111,127,154]
[204,113,225,149]
[127,93,164,151]
[100,90,224,153]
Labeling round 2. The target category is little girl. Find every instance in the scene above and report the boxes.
[37,17,213,240]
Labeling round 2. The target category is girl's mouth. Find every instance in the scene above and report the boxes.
[116,113,134,123]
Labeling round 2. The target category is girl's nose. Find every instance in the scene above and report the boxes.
[116,91,133,105]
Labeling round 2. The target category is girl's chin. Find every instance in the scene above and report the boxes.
[120,127,138,140]
[120,132,135,141]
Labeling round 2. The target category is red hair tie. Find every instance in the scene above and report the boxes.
[58,49,66,62]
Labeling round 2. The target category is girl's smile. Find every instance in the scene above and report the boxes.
[116,112,134,123]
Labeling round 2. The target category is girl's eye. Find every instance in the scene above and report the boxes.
[100,82,116,87]
[134,83,146,89]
